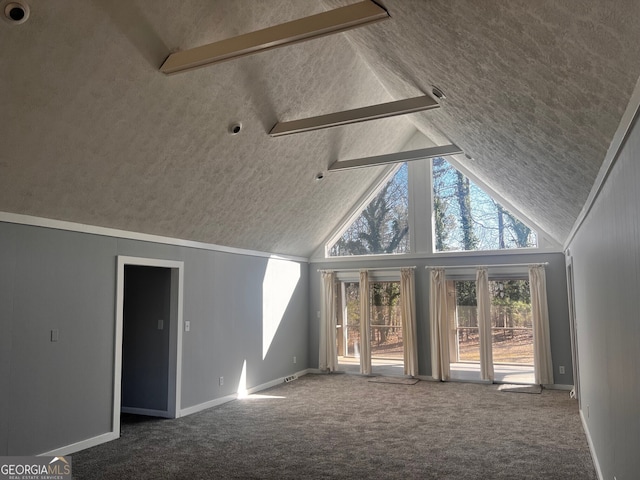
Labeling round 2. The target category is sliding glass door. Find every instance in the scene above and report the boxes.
[336,280,405,375]
[448,278,535,384]
[370,281,404,374]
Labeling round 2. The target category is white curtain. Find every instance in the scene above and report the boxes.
[529,264,554,385]
[400,268,418,377]
[318,271,337,372]
[476,267,494,382]
[429,268,450,381]
[359,270,372,375]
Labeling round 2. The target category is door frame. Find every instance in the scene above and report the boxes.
[113,256,184,437]
[565,255,580,402]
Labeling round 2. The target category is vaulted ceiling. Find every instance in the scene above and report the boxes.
[1,0,639,257]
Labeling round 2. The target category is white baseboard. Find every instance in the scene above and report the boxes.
[179,393,238,417]
[120,406,173,418]
[580,409,603,480]
[305,368,327,374]
[38,369,312,456]
[180,369,311,417]
[544,384,573,391]
[39,432,118,457]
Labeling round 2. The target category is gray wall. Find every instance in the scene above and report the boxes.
[0,224,308,456]
[309,252,573,384]
[122,266,172,411]
[567,115,640,479]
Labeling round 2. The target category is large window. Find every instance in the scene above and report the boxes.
[326,156,539,257]
[329,164,409,256]
[433,157,537,252]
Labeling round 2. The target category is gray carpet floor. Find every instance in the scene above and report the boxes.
[72,374,596,479]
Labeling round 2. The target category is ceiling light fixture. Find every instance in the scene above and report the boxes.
[328,144,463,172]
[160,1,389,75]
[270,95,439,137]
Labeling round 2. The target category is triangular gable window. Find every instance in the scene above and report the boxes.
[329,164,409,256]
[432,157,537,252]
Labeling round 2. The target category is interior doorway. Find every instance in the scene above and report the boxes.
[112,256,184,438]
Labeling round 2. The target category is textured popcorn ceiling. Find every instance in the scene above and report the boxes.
[1,0,639,256]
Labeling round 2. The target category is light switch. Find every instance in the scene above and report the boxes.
[185,321,190,332]
[51,329,59,342]
[157,319,164,330]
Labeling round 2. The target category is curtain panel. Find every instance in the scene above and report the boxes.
[359,270,372,375]
[319,271,337,372]
[529,264,554,385]
[400,268,418,377]
[429,268,450,380]
[476,267,494,382]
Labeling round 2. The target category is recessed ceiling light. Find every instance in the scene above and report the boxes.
[228,122,242,135]
[315,172,325,181]
[3,1,30,25]
[432,86,446,100]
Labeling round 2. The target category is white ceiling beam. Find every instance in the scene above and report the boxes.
[270,95,439,137]
[160,1,389,75]
[328,144,463,172]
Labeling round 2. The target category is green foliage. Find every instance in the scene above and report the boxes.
[490,280,532,328]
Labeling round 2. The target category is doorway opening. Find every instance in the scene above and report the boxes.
[113,256,184,438]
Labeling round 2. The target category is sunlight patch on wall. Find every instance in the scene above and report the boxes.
[262,258,301,359]
[237,359,248,399]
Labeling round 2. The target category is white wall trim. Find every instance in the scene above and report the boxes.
[179,369,311,417]
[543,384,573,391]
[580,410,604,480]
[39,432,118,457]
[179,394,239,417]
[309,246,562,264]
[0,212,307,263]
[564,75,640,250]
[120,407,173,418]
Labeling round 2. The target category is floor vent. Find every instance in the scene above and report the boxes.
[284,375,298,383]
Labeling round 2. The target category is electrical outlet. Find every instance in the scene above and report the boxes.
[559,365,565,374]
[50,329,59,342]
[185,321,190,332]
[293,356,297,364]
[219,376,224,386]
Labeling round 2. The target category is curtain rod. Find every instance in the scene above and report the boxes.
[425,262,548,270]
[317,266,416,273]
